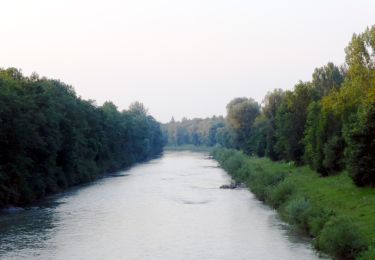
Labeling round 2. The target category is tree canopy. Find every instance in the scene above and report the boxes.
[0,69,163,207]
[163,25,375,187]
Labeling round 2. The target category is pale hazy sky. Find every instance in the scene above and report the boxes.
[1,1,374,122]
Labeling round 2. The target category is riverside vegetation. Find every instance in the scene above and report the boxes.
[0,69,163,208]
[163,25,375,259]
[0,24,374,260]
[213,148,375,260]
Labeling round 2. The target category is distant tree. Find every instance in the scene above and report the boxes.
[248,114,268,157]
[216,125,236,148]
[312,62,345,98]
[129,101,148,116]
[275,82,314,163]
[226,97,260,154]
[162,116,226,147]
[262,89,285,160]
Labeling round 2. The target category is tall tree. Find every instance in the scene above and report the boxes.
[263,89,285,160]
[275,82,314,163]
[226,97,260,154]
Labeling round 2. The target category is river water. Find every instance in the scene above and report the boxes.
[0,151,321,260]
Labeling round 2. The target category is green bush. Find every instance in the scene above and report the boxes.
[235,161,253,183]
[307,208,335,237]
[247,169,287,201]
[358,247,375,260]
[285,197,311,232]
[316,216,367,260]
[225,155,246,175]
[267,179,295,209]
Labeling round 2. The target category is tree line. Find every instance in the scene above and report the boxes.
[164,25,375,187]
[0,68,164,207]
[162,116,227,147]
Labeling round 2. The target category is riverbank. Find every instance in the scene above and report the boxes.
[4,152,169,212]
[212,148,375,260]
[164,145,214,152]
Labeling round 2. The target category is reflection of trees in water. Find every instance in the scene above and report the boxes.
[0,183,98,258]
[0,207,57,256]
[0,185,90,258]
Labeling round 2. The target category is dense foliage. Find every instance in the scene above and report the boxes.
[164,25,375,187]
[162,116,228,147]
[0,69,163,207]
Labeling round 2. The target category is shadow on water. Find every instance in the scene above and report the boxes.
[0,206,56,255]
[180,199,212,205]
[0,152,324,260]
[0,170,134,257]
[264,204,329,259]
[105,173,130,178]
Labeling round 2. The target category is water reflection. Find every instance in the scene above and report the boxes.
[0,207,55,255]
[0,151,323,260]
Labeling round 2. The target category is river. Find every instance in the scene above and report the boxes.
[0,151,321,260]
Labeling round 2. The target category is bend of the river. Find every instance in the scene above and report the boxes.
[0,151,321,260]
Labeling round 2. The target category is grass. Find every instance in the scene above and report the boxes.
[212,148,375,260]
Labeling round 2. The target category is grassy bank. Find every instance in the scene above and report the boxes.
[164,145,214,152]
[212,148,375,260]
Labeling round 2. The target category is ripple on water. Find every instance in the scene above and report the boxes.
[0,151,321,260]
[180,199,212,205]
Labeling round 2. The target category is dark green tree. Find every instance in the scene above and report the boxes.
[226,97,260,154]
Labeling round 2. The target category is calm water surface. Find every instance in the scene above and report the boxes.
[0,151,321,260]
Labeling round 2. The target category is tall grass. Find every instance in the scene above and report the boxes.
[212,148,375,260]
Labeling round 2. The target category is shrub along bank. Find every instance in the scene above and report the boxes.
[213,148,375,260]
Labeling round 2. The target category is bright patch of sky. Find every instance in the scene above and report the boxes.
[1,0,374,122]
